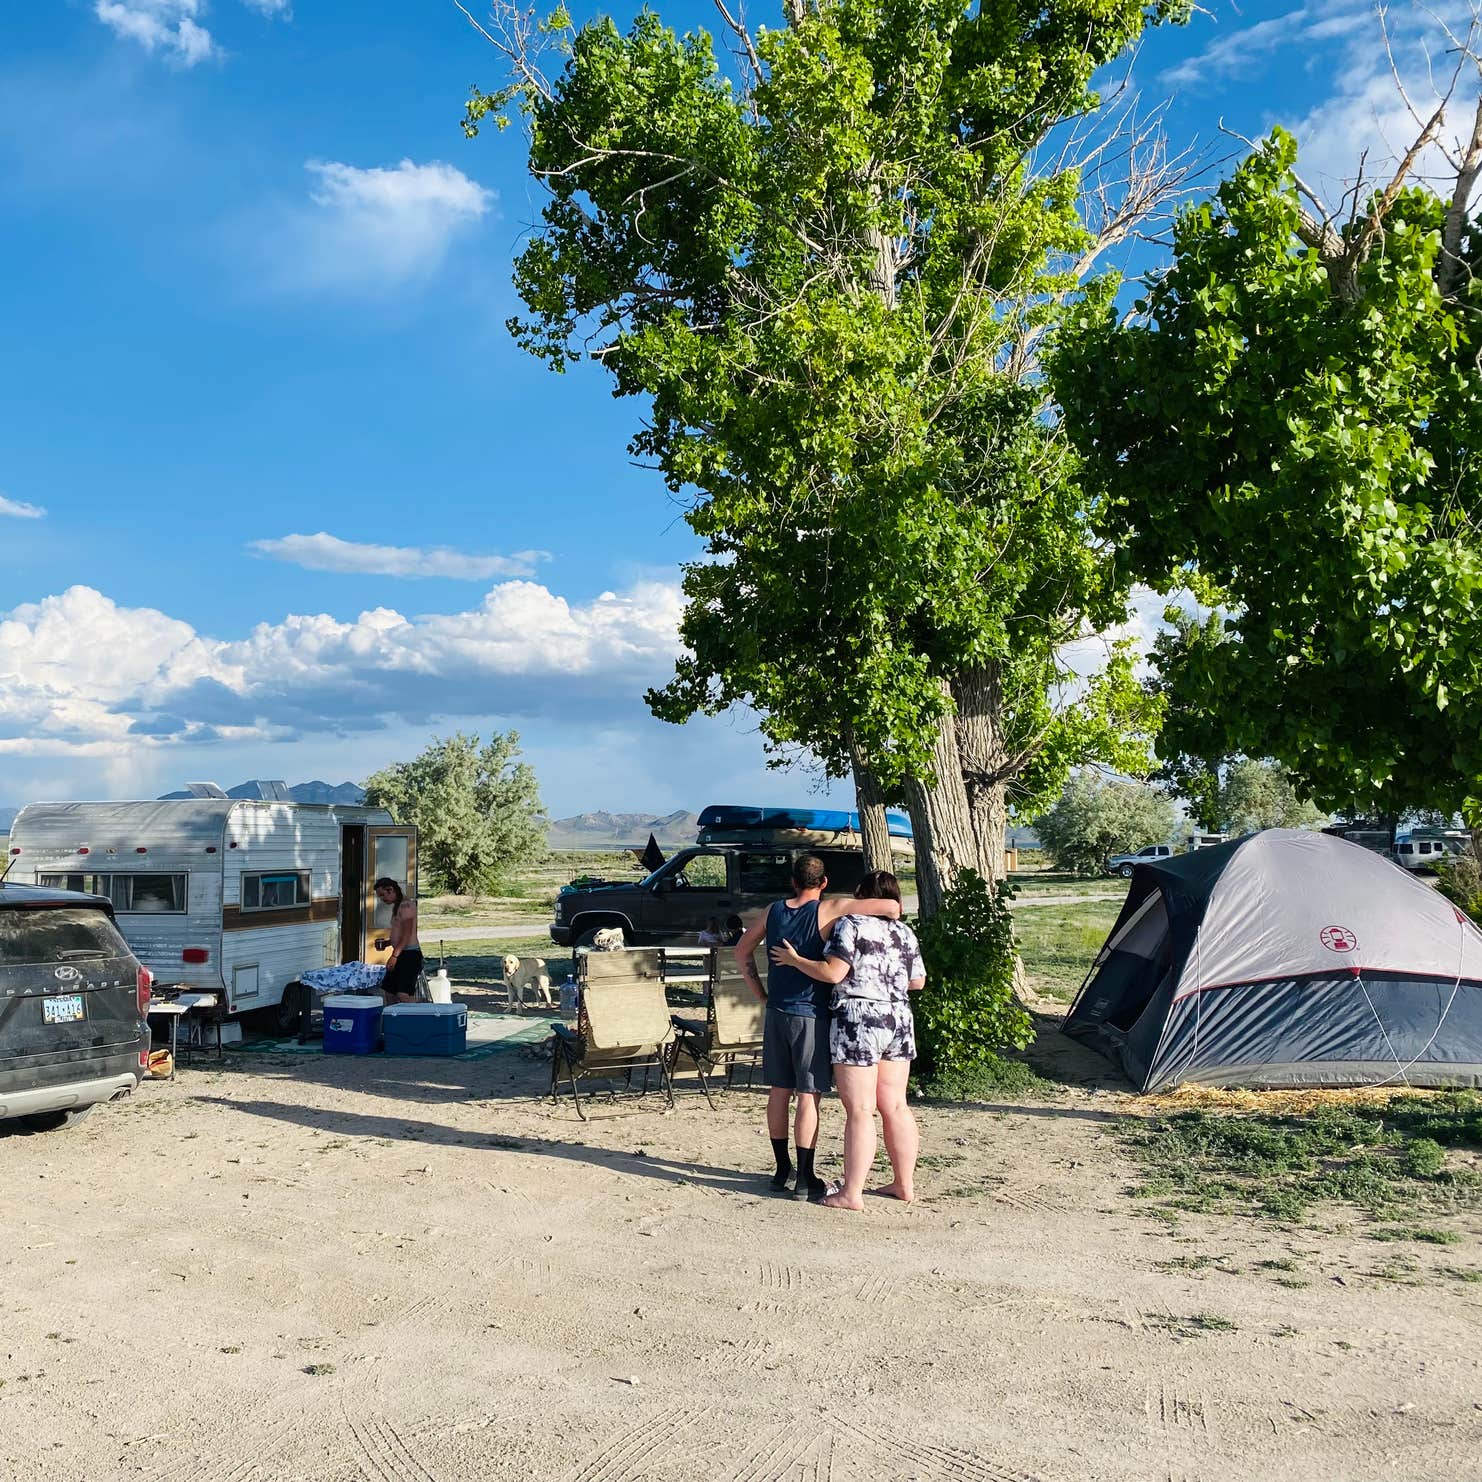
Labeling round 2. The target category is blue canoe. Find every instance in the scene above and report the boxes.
[696,804,914,840]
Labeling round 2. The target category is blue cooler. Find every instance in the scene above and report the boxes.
[323,994,383,1055]
[382,1002,467,1057]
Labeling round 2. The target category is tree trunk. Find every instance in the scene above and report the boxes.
[903,687,978,918]
[952,664,1009,883]
[850,749,894,874]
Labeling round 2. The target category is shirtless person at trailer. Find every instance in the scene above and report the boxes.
[374,877,423,1004]
[732,855,902,1202]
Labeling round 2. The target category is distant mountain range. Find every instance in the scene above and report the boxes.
[156,780,369,804]
[547,809,701,850]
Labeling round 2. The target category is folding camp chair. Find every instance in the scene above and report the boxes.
[549,949,675,1120]
[669,950,766,1108]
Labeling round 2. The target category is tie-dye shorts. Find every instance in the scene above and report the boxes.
[829,995,916,1067]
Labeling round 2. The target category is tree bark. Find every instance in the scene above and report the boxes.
[952,664,1009,884]
[903,685,978,918]
[850,748,894,874]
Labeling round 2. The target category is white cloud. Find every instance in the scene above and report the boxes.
[0,580,684,758]
[0,495,45,519]
[240,0,290,12]
[261,158,495,295]
[1170,1,1482,204]
[94,0,218,67]
[249,532,548,581]
[1162,2,1364,89]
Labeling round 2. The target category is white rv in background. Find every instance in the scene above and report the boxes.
[8,786,416,1028]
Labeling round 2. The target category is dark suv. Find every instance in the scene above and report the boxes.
[550,845,871,948]
[0,883,151,1131]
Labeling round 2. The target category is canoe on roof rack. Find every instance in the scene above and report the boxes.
[696,804,913,850]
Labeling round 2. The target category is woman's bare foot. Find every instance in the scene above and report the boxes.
[869,1180,915,1203]
[820,1189,864,1211]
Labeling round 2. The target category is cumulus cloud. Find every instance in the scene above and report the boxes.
[249,532,548,581]
[260,158,494,295]
[94,0,218,66]
[1168,1,1481,203]
[240,0,290,12]
[0,495,45,519]
[0,580,684,760]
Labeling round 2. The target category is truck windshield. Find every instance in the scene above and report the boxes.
[0,908,131,966]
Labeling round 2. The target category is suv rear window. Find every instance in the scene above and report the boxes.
[0,907,132,966]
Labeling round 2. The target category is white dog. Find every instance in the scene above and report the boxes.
[502,953,552,1010]
[589,928,625,952]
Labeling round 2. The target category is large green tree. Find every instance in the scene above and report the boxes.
[1055,124,1482,838]
[364,731,547,896]
[1032,772,1178,876]
[466,0,1178,911]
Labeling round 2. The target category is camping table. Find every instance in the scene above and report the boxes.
[147,993,222,1078]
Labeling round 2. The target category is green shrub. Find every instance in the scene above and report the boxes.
[912,870,1030,1079]
[1436,853,1482,925]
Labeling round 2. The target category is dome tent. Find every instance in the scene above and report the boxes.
[1063,830,1482,1093]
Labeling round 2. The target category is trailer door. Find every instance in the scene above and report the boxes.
[364,827,417,965]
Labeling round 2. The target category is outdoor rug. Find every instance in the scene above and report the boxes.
[229,1010,559,1061]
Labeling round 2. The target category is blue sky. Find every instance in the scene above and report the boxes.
[0,0,1465,814]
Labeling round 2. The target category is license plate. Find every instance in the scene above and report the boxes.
[43,994,85,1025]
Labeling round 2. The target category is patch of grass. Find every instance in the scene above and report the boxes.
[1145,1312,1239,1337]
[303,1363,336,1377]
[1155,1254,1216,1272]
[1012,899,1123,1002]
[1369,1226,1461,1245]
[914,1056,1061,1102]
[1119,1092,1482,1226]
[1273,1275,1310,1289]
[1255,1257,1299,1271]
[1439,1266,1482,1283]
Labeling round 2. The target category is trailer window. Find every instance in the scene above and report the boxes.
[37,873,187,913]
[242,871,311,911]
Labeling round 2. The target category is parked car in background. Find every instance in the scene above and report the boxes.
[0,882,151,1131]
[1105,844,1172,878]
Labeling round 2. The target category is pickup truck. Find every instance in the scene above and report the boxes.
[1105,843,1172,878]
[549,844,870,948]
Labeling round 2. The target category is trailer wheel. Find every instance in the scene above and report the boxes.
[273,982,306,1036]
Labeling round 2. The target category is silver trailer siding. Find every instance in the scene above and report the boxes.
[8,799,407,1016]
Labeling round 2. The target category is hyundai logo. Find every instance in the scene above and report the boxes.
[53,965,82,982]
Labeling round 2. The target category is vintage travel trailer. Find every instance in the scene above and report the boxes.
[7,789,416,1026]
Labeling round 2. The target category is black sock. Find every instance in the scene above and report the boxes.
[770,1136,792,1190]
[795,1145,827,1199]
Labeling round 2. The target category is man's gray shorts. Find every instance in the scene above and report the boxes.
[763,1008,832,1095]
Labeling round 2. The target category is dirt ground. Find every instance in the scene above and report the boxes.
[3,1013,1480,1482]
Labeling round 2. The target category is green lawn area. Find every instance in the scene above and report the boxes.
[1012,896,1121,1002]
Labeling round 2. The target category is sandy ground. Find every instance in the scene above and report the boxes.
[3,1014,1480,1482]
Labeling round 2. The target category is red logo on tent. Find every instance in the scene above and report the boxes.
[1320,925,1358,953]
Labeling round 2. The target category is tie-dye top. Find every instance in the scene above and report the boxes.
[826,915,925,1003]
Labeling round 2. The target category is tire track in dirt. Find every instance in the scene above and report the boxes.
[756,1260,803,1294]
[344,1407,443,1482]
[843,1415,1047,1482]
[139,1408,300,1482]
[1146,1381,1212,1437]
[720,1422,825,1482]
[555,1405,697,1482]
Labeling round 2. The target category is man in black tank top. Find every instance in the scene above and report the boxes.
[733,854,902,1200]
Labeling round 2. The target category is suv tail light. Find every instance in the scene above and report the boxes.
[136,965,153,1016]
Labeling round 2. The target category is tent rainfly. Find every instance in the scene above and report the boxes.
[1063,829,1482,1092]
